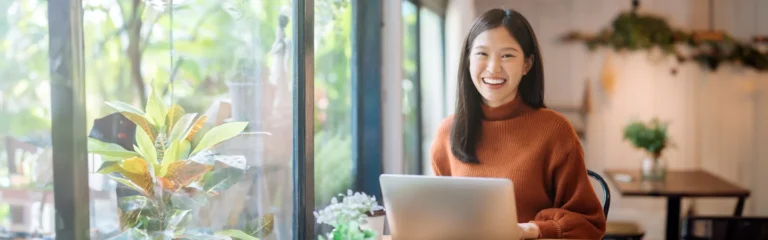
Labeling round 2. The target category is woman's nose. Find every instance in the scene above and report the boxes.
[486,58,502,73]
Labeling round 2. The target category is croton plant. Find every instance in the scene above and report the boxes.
[88,85,272,240]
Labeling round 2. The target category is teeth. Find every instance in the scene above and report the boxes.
[483,78,505,85]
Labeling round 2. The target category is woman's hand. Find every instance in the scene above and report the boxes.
[518,222,540,239]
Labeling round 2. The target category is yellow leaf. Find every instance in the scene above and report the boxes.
[185,115,209,141]
[117,157,155,196]
[122,112,156,140]
[166,104,186,135]
[164,161,213,191]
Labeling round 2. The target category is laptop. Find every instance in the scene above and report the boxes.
[379,174,521,240]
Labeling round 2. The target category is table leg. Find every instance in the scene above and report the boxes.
[734,196,746,216]
[666,197,681,240]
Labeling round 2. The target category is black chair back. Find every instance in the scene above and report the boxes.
[682,216,768,240]
[587,170,611,218]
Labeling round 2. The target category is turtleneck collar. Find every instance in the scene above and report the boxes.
[481,95,534,121]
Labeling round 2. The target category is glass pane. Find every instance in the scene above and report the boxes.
[85,1,295,239]
[402,0,420,175]
[0,0,56,238]
[313,0,353,235]
[418,8,445,176]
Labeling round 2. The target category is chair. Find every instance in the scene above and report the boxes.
[588,170,611,217]
[682,216,768,240]
[587,170,645,240]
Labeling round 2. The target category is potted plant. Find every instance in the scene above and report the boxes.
[314,190,385,240]
[88,84,272,239]
[623,118,670,180]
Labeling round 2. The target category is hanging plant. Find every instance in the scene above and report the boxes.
[561,11,768,72]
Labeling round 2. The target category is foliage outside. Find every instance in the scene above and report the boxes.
[88,85,272,239]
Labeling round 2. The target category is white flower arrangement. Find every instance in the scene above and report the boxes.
[314,190,385,240]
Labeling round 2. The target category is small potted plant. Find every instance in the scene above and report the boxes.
[314,190,385,240]
[623,118,670,180]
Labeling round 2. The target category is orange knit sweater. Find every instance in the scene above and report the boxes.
[430,96,606,239]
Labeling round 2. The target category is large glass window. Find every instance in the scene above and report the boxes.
[402,0,421,175]
[84,1,295,239]
[313,0,354,235]
[0,0,55,237]
[418,7,445,176]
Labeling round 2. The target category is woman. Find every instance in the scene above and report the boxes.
[430,8,606,239]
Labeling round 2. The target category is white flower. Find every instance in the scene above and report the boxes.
[313,189,385,227]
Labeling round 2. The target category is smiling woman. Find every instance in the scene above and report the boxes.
[430,8,606,239]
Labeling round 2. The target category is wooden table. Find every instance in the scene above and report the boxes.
[605,169,750,240]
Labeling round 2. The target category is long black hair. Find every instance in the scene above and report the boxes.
[450,9,546,164]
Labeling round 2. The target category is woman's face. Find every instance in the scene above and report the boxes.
[468,26,532,107]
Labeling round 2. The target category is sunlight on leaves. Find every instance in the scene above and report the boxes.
[146,85,168,127]
[170,113,198,142]
[122,111,157,140]
[136,125,159,165]
[191,122,248,154]
[184,114,208,141]
[88,138,139,158]
[166,104,186,135]
[106,101,145,115]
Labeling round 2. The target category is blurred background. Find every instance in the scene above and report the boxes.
[0,0,766,239]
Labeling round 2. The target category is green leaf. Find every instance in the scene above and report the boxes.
[117,195,156,213]
[202,157,247,195]
[169,113,198,141]
[191,122,248,154]
[160,141,181,177]
[165,209,191,235]
[121,111,157,140]
[170,189,208,211]
[106,228,149,240]
[146,85,168,127]
[215,229,259,240]
[136,126,158,165]
[109,175,151,196]
[97,161,121,174]
[88,138,139,158]
[106,101,145,115]
[166,104,186,134]
[178,140,192,161]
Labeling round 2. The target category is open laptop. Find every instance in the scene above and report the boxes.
[379,174,521,240]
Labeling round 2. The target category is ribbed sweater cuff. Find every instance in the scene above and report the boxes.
[531,220,562,239]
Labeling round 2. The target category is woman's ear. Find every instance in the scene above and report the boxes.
[524,55,534,75]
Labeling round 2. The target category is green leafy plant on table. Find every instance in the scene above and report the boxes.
[623,118,669,159]
[88,85,272,240]
[623,118,671,180]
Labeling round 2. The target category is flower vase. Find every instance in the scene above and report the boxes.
[641,155,666,181]
[362,210,386,240]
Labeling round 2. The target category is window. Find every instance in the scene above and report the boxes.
[82,0,298,238]
[402,0,422,175]
[418,7,446,176]
[0,0,56,236]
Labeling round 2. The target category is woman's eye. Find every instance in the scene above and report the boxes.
[502,54,515,58]
[474,52,487,56]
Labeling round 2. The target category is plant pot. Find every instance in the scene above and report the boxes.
[362,210,386,240]
[641,156,666,181]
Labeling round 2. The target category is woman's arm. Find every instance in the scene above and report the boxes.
[530,143,606,239]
